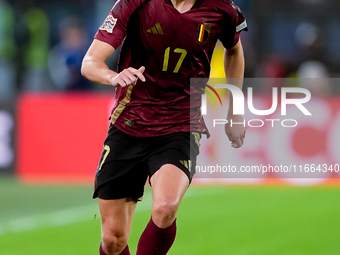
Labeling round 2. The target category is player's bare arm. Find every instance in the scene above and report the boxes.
[224,39,246,148]
[81,39,145,87]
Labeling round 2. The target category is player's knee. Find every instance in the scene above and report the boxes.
[102,230,128,255]
[152,201,178,228]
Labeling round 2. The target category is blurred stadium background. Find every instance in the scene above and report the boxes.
[1,0,340,254]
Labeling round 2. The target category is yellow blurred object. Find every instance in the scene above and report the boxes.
[209,41,225,79]
[208,41,228,97]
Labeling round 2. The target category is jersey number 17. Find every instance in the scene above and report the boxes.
[162,47,187,73]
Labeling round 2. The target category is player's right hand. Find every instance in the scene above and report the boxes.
[109,66,146,87]
[225,115,246,148]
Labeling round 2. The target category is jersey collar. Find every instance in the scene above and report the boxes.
[165,0,205,11]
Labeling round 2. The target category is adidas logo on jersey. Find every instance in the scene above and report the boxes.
[146,23,164,35]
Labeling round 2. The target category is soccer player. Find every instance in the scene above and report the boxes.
[81,0,247,254]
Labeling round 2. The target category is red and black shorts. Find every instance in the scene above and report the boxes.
[93,125,201,201]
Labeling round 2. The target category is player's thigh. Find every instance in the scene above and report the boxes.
[150,163,189,206]
[149,164,189,228]
[99,198,137,240]
[148,131,201,205]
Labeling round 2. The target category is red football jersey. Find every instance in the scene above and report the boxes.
[95,0,247,137]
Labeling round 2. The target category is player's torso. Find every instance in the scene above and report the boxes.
[139,0,223,63]
[112,0,234,136]
[123,0,227,88]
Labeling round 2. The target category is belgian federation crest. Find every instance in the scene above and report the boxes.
[197,23,211,43]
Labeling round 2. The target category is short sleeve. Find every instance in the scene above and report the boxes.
[94,0,143,49]
[219,4,248,49]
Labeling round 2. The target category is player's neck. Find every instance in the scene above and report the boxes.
[171,0,196,13]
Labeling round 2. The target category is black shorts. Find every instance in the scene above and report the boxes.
[93,125,201,201]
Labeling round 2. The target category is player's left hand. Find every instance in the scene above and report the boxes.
[224,115,246,148]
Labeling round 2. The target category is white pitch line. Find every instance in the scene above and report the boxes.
[0,187,218,236]
[0,204,98,236]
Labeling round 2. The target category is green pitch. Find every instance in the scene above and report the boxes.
[0,177,339,255]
